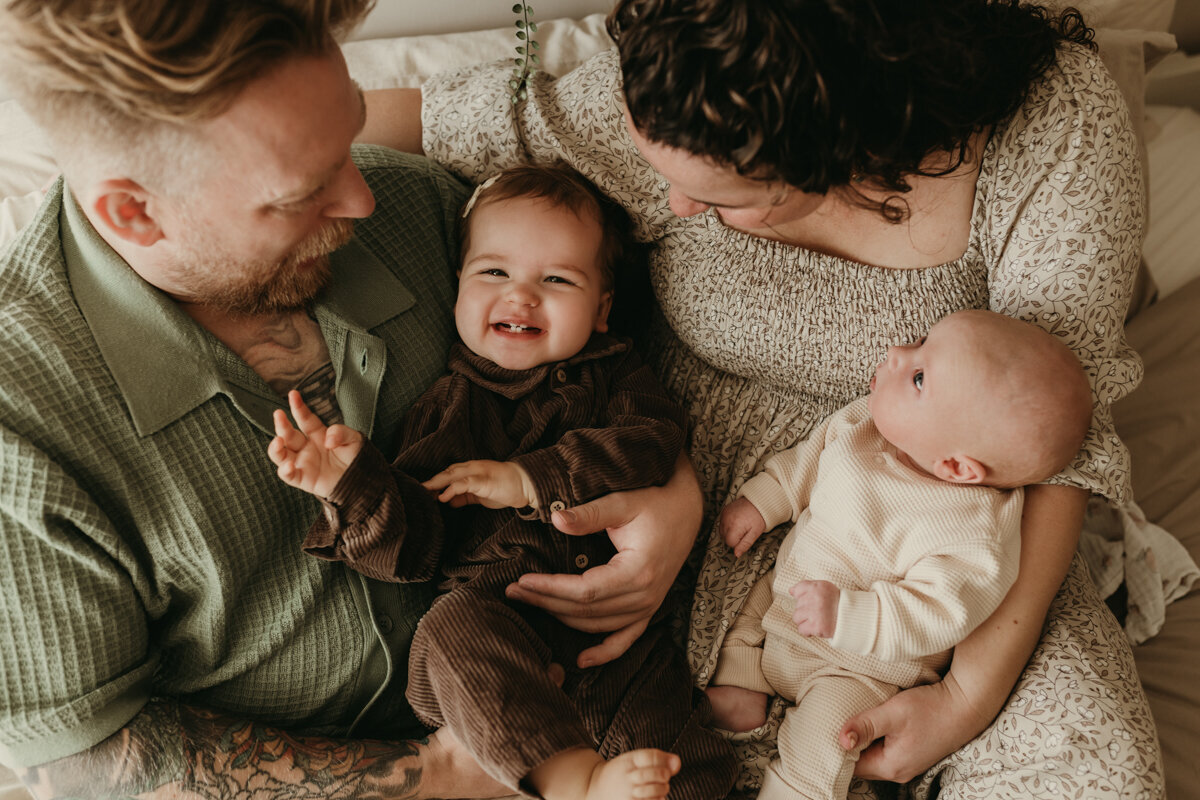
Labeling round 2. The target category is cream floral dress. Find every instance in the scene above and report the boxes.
[423,43,1162,799]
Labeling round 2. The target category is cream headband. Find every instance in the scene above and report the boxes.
[461,174,502,219]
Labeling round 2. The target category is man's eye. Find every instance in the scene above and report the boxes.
[913,371,924,390]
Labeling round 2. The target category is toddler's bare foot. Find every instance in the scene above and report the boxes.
[585,748,679,800]
[705,684,769,732]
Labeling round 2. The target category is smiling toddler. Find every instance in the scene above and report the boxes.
[268,163,736,800]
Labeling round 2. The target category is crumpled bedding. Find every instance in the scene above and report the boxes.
[1081,497,1200,643]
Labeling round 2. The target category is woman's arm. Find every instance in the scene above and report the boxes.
[359,88,424,153]
[843,483,1087,781]
[17,699,507,800]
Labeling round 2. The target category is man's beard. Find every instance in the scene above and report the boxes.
[184,219,355,316]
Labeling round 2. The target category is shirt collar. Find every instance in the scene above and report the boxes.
[61,184,410,436]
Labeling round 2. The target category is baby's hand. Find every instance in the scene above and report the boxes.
[790,580,839,638]
[423,460,536,510]
[719,496,767,557]
[267,390,364,499]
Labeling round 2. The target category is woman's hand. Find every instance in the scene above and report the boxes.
[842,673,986,782]
[505,452,702,667]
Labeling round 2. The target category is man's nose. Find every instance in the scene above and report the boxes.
[322,160,376,219]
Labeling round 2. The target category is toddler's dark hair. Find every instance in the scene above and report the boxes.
[458,162,635,292]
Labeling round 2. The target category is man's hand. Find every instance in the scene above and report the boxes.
[505,453,702,668]
[790,579,838,637]
[423,460,537,509]
[719,496,767,557]
[842,672,985,782]
[268,390,364,499]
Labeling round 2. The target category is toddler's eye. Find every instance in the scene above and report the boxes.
[913,371,924,390]
[545,275,574,285]
[482,268,508,277]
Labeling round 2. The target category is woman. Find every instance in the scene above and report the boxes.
[363,0,1160,796]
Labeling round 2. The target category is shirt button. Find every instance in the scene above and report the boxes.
[375,614,394,634]
[574,554,589,569]
[554,368,568,383]
[549,500,566,513]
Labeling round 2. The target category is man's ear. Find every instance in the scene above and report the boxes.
[933,454,988,485]
[91,179,164,247]
[594,290,613,333]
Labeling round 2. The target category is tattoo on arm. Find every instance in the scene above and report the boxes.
[16,699,426,800]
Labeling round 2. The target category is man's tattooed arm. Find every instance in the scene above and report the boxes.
[14,699,432,800]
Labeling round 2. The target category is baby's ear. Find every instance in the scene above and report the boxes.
[933,455,987,485]
[593,290,613,333]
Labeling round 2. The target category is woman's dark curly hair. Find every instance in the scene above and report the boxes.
[608,0,1094,221]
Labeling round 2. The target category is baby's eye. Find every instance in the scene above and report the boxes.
[481,268,508,277]
[913,371,924,390]
[544,275,575,285]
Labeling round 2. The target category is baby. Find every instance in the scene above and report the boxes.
[268,163,735,800]
[705,309,1093,800]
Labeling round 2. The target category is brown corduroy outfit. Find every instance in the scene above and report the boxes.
[304,333,738,798]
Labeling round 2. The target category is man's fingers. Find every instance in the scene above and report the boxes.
[551,492,632,536]
[506,576,648,629]
[574,618,648,668]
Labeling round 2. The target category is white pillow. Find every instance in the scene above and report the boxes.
[342,12,611,90]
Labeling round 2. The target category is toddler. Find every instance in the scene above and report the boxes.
[705,309,1092,800]
[269,163,735,800]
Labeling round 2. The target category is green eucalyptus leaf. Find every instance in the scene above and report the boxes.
[530,53,540,64]
[513,3,522,12]
[516,29,526,39]
[516,45,525,54]
[525,5,534,14]
[528,22,537,32]
[515,18,526,28]
[531,40,540,49]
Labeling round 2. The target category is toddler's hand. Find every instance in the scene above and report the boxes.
[268,390,364,499]
[790,579,839,638]
[719,496,767,557]
[423,460,537,509]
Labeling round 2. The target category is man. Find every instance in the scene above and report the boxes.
[0,1,701,797]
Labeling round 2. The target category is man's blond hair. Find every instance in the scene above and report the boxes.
[0,0,374,190]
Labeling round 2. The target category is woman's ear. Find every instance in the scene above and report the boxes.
[933,454,988,485]
[91,179,164,247]
[594,290,614,333]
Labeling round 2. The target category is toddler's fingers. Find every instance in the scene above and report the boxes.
[287,390,325,438]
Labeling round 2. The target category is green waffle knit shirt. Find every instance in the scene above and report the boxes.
[0,146,469,767]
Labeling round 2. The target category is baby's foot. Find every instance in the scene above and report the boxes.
[585,748,679,800]
[705,684,769,732]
